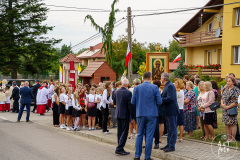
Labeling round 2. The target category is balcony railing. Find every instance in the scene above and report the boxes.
[178,29,222,47]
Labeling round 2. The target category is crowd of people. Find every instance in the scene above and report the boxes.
[0,71,240,160]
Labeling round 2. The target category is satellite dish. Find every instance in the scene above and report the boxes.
[215,27,221,38]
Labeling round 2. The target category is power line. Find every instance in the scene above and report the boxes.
[132,1,240,17]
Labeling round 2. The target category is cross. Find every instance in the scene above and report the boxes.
[155,43,161,52]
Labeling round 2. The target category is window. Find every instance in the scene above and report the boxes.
[236,8,240,26]
[234,46,240,64]
[218,50,222,65]
[208,21,213,31]
[207,51,212,65]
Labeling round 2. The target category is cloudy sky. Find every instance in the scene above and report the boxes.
[43,0,209,52]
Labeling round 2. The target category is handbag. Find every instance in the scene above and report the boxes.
[207,91,220,111]
[88,95,96,109]
[226,89,238,116]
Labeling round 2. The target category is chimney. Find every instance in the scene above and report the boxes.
[90,46,94,51]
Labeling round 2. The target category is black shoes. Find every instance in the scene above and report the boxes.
[31,110,35,113]
[17,120,20,122]
[145,158,154,160]
[160,145,169,150]
[154,144,159,149]
[115,150,130,155]
[133,157,140,160]
[163,147,175,152]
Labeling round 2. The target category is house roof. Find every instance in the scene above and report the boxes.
[173,0,223,38]
[76,43,106,59]
[59,53,81,63]
[78,61,106,77]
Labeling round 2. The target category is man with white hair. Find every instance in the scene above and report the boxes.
[17,81,33,122]
[114,78,135,155]
[160,72,179,152]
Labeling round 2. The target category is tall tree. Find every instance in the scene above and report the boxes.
[84,0,119,67]
[0,0,61,78]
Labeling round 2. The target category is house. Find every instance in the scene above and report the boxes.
[173,0,240,79]
[78,61,117,85]
[76,43,106,66]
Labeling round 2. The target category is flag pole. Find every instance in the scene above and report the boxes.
[127,7,132,83]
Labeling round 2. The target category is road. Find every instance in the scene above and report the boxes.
[0,118,154,160]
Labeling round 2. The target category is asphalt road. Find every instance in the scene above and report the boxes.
[0,118,153,160]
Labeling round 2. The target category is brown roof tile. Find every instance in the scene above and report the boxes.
[59,53,81,63]
[76,43,106,59]
[78,61,105,77]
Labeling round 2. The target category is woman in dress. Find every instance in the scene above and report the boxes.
[221,77,240,142]
[72,91,81,131]
[198,82,215,140]
[59,86,66,129]
[52,87,60,127]
[65,87,74,131]
[184,81,197,136]
[86,87,98,130]
[79,88,86,129]
[174,78,185,142]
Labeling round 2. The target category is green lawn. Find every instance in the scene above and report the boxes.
[182,109,240,148]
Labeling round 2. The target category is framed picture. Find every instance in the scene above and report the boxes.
[146,52,169,81]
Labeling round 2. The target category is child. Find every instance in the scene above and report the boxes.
[0,88,7,112]
[65,87,74,131]
[52,87,60,127]
[59,86,66,129]
[72,91,81,131]
[5,86,11,112]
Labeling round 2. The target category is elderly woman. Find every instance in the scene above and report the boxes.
[197,81,206,139]
[221,77,240,142]
[198,82,215,140]
[184,81,197,136]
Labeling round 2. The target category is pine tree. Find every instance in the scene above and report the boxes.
[0,0,61,78]
[173,60,189,79]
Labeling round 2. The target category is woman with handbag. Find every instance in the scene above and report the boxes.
[197,81,206,139]
[198,82,215,140]
[86,87,98,131]
[221,77,240,142]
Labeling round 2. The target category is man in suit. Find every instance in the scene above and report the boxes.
[114,79,135,156]
[132,71,162,160]
[10,82,20,113]
[32,79,41,113]
[160,72,179,152]
[17,81,33,122]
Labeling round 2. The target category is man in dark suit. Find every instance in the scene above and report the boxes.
[114,78,135,156]
[17,81,33,122]
[32,79,41,113]
[10,82,20,113]
[160,72,179,152]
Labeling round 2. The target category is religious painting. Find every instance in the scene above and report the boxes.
[146,53,169,81]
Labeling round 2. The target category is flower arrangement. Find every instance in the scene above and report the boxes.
[185,64,221,70]
[80,98,85,108]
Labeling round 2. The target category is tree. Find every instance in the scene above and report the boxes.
[168,40,185,62]
[173,60,189,79]
[85,0,119,67]
[137,62,146,78]
[0,0,61,78]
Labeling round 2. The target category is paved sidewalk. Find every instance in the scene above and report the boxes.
[0,111,239,160]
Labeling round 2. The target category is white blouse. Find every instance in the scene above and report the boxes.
[52,93,59,103]
[97,94,102,110]
[176,90,184,110]
[65,94,73,110]
[100,89,113,109]
[72,98,82,110]
[59,93,66,102]
[88,94,98,103]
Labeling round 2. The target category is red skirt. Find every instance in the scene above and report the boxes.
[47,99,52,108]
[37,104,46,114]
[0,104,5,111]
[5,103,10,111]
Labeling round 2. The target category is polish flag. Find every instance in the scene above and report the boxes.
[173,54,181,63]
[125,44,131,67]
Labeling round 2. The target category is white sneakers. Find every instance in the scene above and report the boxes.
[82,126,86,130]
[60,124,67,129]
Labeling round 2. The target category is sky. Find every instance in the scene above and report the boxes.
[43,0,210,53]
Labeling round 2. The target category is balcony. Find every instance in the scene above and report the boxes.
[178,29,222,47]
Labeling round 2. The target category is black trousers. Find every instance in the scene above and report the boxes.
[32,98,37,111]
[13,99,19,112]
[154,117,159,144]
[96,109,103,128]
[53,102,59,125]
[101,106,109,132]
[116,118,129,152]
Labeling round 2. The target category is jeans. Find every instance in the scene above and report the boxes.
[101,106,109,132]
[110,108,117,127]
[18,103,31,121]
[135,116,157,159]
[166,116,178,149]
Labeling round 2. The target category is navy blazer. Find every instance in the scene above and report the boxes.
[20,86,33,104]
[131,81,162,117]
[32,83,41,98]
[160,81,179,116]
[11,86,20,100]
[114,87,135,120]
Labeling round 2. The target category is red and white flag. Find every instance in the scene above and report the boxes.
[125,44,131,67]
[173,54,181,63]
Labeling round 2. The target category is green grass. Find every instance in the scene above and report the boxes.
[182,109,240,148]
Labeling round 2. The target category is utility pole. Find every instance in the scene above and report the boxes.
[127,7,132,83]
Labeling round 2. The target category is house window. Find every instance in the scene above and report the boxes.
[218,50,222,65]
[234,46,240,64]
[207,51,212,65]
[236,8,240,26]
[208,21,213,31]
